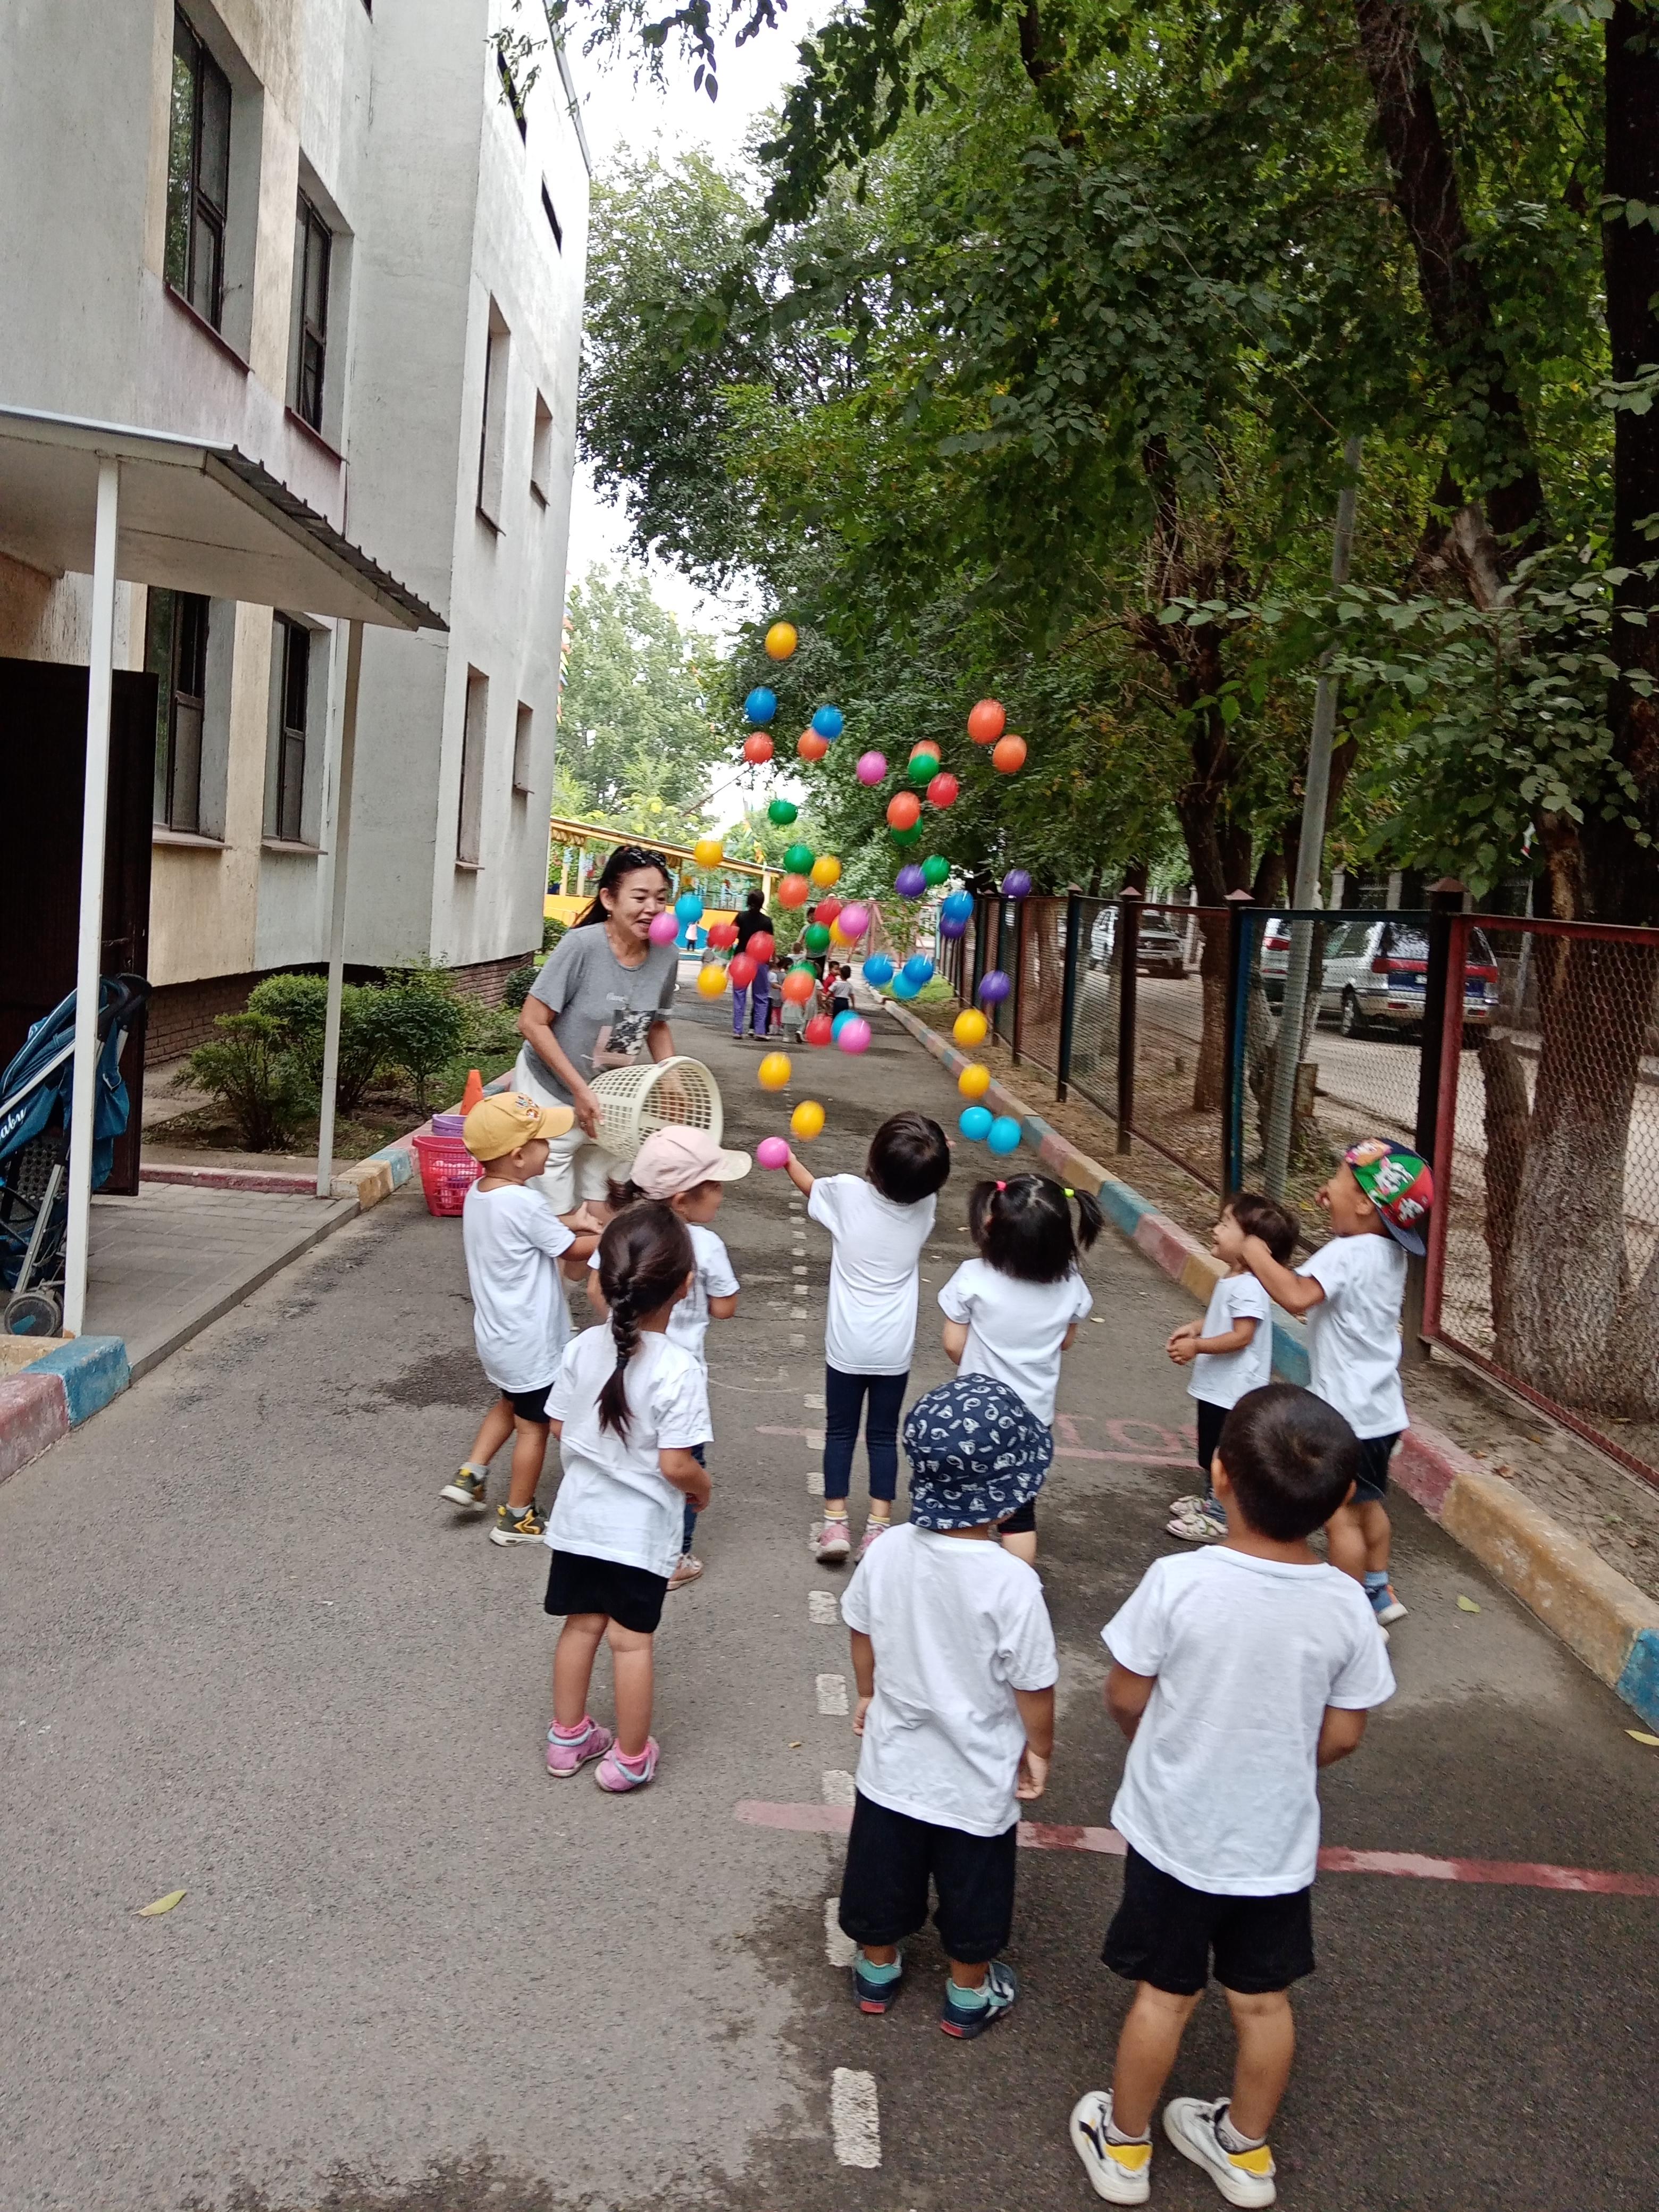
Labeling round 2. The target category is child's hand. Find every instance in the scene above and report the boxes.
[1015,1747,1049,1802]
[852,1695,873,1737]
[686,1465,712,1513]
[1166,1321,1200,1365]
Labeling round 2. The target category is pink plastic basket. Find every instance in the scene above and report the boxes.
[410,1130,483,1217]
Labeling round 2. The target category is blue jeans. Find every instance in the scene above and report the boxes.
[732,978,770,1036]
[824,1365,908,1504]
[683,1443,705,1552]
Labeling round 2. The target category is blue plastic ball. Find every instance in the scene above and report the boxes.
[986,1115,1023,1155]
[674,892,704,925]
[831,1010,856,1040]
[959,1105,994,1142]
[890,973,920,1001]
[811,704,844,740]
[941,889,975,926]
[745,686,778,726]
[862,954,896,987]
[901,954,935,986]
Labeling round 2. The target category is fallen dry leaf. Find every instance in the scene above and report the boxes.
[1456,1595,1482,1614]
[136,1889,186,1917]
[787,1740,803,1749]
[1627,1731,1659,1748]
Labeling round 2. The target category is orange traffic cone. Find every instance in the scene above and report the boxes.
[460,1068,484,1113]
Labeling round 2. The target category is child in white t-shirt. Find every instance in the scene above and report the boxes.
[781,1110,952,1564]
[1069,1384,1394,2207]
[936,1172,1103,1563]
[441,1092,600,1545]
[1165,1192,1299,1545]
[1237,1139,1434,1629]
[837,1376,1058,2039]
[542,1203,712,1793]
[589,1126,749,1589]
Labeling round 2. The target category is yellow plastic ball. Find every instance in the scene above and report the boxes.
[958,1062,992,1100]
[758,1051,793,1092]
[790,1099,825,1141]
[765,620,799,661]
[697,963,728,999]
[693,836,724,868]
[810,854,842,889]
[953,1009,989,1048]
[828,920,850,946]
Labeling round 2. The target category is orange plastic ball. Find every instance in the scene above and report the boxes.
[778,873,811,908]
[743,731,774,765]
[968,699,1006,744]
[798,730,830,763]
[765,621,799,661]
[782,968,816,1005]
[991,734,1027,774]
[886,791,921,831]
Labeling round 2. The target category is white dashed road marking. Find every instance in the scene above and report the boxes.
[804,1392,826,1410]
[831,2068,882,2168]
[806,1465,825,1495]
[816,1673,849,1716]
[823,1897,856,1967]
[822,1769,856,1806]
[809,1588,839,1623]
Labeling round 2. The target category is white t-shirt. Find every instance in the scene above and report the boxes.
[1188,1271,1273,1410]
[462,1182,575,1394]
[937,1259,1092,1426]
[1103,1548,1394,1895]
[807,1175,936,1375]
[587,1221,738,1369]
[545,1324,713,1577]
[1298,1233,1408,1438]
[841,1524,1058,1837]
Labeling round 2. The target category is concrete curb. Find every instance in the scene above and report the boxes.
[140,1162,319,1196]
[0,1336,130,1485]
[342,1067,515,1210]
[885,1000,1659,1729]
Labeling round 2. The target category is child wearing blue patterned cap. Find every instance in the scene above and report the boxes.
[834,1376,1059,2040]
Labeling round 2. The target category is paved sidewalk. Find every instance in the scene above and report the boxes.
[1,993,1656,2211]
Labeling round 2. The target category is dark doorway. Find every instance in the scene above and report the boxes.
[0,657,156,1193]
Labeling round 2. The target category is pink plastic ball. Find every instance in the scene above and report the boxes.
[648,910,680,945]
[756,1137,791,1169]
[837,902,871,942]
[856,750,889,786]
[836,1016,873,1055]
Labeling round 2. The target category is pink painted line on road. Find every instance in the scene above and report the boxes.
[733,1802,1659,1897]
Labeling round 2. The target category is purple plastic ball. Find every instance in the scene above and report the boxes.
[940,914,969,940]
[978,969,1012,1005]
[1001,869,1033,900]
[894,864,927,899]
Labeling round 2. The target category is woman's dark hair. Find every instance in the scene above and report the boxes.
[867,1111,951,1204]
[1217,1384,1360,1541]
[745,889,764,910]
[574,845,672,929]
[1226,1190,1300,1264]
[968,1174,1104,1283]
[596,1202,695,1440]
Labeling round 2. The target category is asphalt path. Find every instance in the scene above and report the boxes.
[3,988,1657,2211]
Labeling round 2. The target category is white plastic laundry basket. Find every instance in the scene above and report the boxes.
[587,1055,724,1156]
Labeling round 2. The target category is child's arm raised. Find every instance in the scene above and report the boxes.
[783,1149,816,1199]
[1240,1234,1325,1317]
[1105,1662,1156,1741]
[1316,1705,1369,1766]
[1014,1684,1055,1801]
[660,1445,711,1513]
[849,1628,875,1735]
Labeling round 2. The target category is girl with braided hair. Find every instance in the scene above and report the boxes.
[542,1203,711,1791]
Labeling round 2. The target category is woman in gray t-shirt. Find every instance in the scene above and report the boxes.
[515,847,680,1214]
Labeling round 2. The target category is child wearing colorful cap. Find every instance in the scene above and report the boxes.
[836,1376,1058,2040]
[441,1092,601,1545]
[1235,1141,1433,1627]
[587,1126,750,1588]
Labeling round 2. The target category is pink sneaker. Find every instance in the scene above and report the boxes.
[596,1736,660,1792]
[546,1715,613,1777]
[812,1518,852,1563]
[857,1521,892,1557]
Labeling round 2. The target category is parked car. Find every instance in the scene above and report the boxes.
[1261,916,1499,1037]
[1088,909,1188,977]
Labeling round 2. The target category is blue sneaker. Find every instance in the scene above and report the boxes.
[1368,1579,1407,1627]
[940,1959,1017,2039]
[853,1946,903,2014]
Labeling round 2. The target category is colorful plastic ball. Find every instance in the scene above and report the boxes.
[810,854,842,889]
[837,902,871,941]
[836,1016,873,1054]
[894,864,926,899]
[922,854,951,889]
[886,791,921,831]
[953,1009,988,1046]
[978,969,1012,1004]
[987,1115,1023,1155]
[697,963,729,999]
[891,974,921,1001]
[889,823,921,847]
[856,751,888,786]
[927,772,959,810]
[959,1104,994,1142]
[967,699,1006,745]
[747,931,776,965]
[1002,869,1033,899]
[782,967,816,1006]
[862,953,896,987]
[940,913,968,939]
[778,873,811,908]
[907,751,940,787]
[745,686,778,725]
[783,841,815,874]
[742,731,774,765]
[790,1099,825,1141]
[958,1062,992,1100]
[804,922,832,954]
[756,1136,790,1169]
[758,1051,793,1091]
[693,836,724,868]
[674,892,704,925]
[831,1010,855,1038]
[707,921,739,950]
[805,1013,834,1046]
[811,704,844,740]
[729,953,758,988]
[768,797,799,826]
[648,911,681,946]
[812,898,843,929]
[941,890,975,926]
[798,730,830,764]
[902,954,935,986]
[765,621,798,661]
[992,734,1028,775]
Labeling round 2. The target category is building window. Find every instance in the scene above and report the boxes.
[497,49,527,141]
[458,668,488,864]
[531,392,553,504]
[476,306,510,527]
[290,194,332,432]
[270,617,311,841]
[165,9,232,329]
[540,182,563,252]
[146,589,210,833]
[513,702,534,793]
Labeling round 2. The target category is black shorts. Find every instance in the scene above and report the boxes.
[1352,1432,1399,1505]
[1000,1496,1037,1535]
[501,1382,553,1425]
[543,1551,667,1634]
[839,1791,1018,1965]
[1103,1846,1314,1996]
[1195,1399,1227,1482]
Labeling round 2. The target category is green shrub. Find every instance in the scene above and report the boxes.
[247,972,390,1112]
[500,963,540,1009]
[541,916,567,954]
[464,1000,525,1058]
[379,964,468,1109]
[181,1012,311,1152]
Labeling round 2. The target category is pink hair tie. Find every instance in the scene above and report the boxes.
[995,1180,1007,1191]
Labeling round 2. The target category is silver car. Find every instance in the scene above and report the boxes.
[1263,916,1498,1036]
[1089,909,1188,977]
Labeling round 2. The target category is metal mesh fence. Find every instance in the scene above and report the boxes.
[1426,915,1659,1487]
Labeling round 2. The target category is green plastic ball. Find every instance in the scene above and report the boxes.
[908,751,940,786]
[922,853,951,887]
[768,798,799,826]
[889,822,921,846]
[804,923,832,953]
[783,841,815,874]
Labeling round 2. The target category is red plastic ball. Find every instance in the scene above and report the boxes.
[747,931,776,965]
[812,898,843,928]
[967,699,1006,745]
[778,873,811,908]
[927,772,959,809]
[729,954,757,987]
[805,1013,834,1046]
[798,730,830,763]
[743,731,774,765]
[886,790,921,831]
[706,921,738,950]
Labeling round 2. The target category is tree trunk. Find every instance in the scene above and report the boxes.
[1474,1030,1531,1343]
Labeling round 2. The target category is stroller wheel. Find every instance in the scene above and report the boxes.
[4,1289,63,1338]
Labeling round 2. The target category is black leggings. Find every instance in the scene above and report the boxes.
[823,1365,908,1503]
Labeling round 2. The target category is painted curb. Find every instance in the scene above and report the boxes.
[141,1163,320,1195]
[347,1069,514,1210]
[884,999,1659,1730]
[27,1336,131,1425]
[0,1336,130,1486]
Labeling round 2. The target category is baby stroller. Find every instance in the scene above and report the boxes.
[0,975,150,1336]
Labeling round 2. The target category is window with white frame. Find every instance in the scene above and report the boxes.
[290,194,332,432]
[477,306,510,527]
[458,669,488,864]
[513,702,535,794]
[165,9,232,329]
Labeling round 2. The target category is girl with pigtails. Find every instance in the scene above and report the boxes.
[936,1175,1105,1564]
[542,1203,711,1792]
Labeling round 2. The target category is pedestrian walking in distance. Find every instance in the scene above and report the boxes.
[731,889,772,1039]
[1069,1384,1394,2206]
